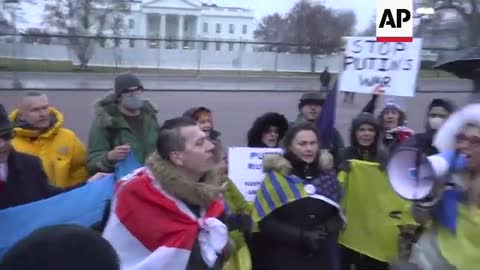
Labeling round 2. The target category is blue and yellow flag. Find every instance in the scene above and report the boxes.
[436,203,480,269]
[0,154,140,259]
[252,170,342,231]
[339,160,415,262]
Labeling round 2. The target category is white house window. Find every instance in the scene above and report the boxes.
[242,25,247,34]
[216,23,221,33]
[215,42,221,51]
[129,19,134,29]
[228,43,234,51]
[129,39,135,48]
[229,24,234,34]
[203,41,208,50]
[203,23,208,33]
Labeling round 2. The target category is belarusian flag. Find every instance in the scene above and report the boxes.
[102,168,228,270]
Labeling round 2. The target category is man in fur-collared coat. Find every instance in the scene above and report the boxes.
[102,117,231,270]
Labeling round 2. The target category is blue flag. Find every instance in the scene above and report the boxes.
[115,151,142,180]
[316,79,337,149]
[0,152,142,258]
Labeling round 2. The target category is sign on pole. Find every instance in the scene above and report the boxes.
[228,147,283,202]
[339,36,423,97]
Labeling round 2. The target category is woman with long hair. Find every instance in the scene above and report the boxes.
[250,122,344,270]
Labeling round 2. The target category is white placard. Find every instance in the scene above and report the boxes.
[228,147,283,202]
[339,36,423,97]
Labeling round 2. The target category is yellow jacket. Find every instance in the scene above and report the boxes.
[9,108,88,188]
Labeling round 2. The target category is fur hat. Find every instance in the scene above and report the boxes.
[434,104,480,152]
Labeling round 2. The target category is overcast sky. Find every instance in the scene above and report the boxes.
[18,0,375,32]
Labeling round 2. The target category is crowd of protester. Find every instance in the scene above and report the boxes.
[2,71,479,270]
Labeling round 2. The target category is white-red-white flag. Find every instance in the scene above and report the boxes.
[102,168,228,270]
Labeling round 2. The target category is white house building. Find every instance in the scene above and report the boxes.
[119,0,255,51]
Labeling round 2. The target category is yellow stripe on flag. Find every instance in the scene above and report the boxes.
[339,160,415,262]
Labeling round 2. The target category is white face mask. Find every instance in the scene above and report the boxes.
[428,117,445,130]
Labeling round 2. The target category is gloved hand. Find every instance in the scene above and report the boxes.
[338,160,351,172]
[301,226,328,252]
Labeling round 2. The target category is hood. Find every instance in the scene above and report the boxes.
[434,104,480,152]
[350,112,380,148]
[262,149,334,176]
[145,151,227,208]
[247,112,289,147]
[182,106,221,140]
[9,107,64,139]
[424,98,456,133]
[94,92,157,128]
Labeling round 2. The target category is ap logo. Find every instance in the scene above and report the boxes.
[376,0,413,42]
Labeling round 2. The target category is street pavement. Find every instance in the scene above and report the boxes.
[1,77,474,147]
[0,71,473,92]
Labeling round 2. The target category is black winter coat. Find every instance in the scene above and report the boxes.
[251,153,343,270]
[0,150,64,210]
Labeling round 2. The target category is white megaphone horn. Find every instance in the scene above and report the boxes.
[386,147,467,201]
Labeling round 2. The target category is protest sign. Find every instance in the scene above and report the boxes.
[339,36,422,97]
[228,147,283,202]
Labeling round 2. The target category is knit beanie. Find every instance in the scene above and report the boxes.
[114,72,143,96]
[383,96,405,113]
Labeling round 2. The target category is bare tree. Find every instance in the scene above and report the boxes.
[254,13,291,52]
[21,28,52,44]
[418,0,480,46]
[359,16,376,36]
[43,0,130,70]
[286,0,356,71]
[255,0,355,55]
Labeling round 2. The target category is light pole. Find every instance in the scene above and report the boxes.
[4,0,23,89]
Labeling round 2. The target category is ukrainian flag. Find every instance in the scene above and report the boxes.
[339,160,416,262]
[252,170,341,231]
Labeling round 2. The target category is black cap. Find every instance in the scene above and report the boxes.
[114,72,143,96]
[0,104,12,136]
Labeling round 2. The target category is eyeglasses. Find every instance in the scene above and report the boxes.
[456,134,480,147]
[122,87,144,97]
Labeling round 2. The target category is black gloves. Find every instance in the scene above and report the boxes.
[301,225,328,252]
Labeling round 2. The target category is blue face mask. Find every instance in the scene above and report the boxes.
[121,95,144,110]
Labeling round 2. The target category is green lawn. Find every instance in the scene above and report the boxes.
[0,57,457,79]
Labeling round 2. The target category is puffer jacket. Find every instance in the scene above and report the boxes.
[86,93,159,174]
[9,108,88,188]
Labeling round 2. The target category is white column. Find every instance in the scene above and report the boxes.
[178,15,184,49]
[160,14,166,49]
[195,16,200,49]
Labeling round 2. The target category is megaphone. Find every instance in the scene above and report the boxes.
[386,147,467,201]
